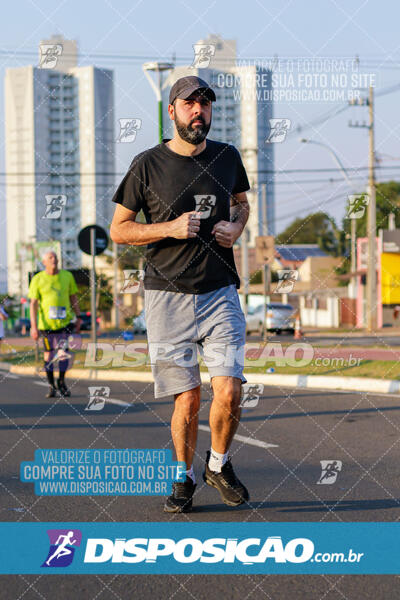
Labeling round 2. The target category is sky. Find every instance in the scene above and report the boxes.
[1,0,400,291]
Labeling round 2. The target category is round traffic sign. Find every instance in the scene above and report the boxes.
[78,225,108,256]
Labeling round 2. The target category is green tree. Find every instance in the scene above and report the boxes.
[276,211,345,256]
[97,274,114,311]
[342,181,400,238]
[117,245,145,271]
[103,241,145,272]
[76,274,113,313]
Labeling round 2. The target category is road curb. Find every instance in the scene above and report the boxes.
[245,373,400,394]
[5,364,400,394]
[7,365,156,382]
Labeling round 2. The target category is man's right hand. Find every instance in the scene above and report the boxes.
[169,211,201,239]
[31,326,39,341]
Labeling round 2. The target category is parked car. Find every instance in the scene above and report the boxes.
[132,310,146,334]
[79,312,100,331]
[246,303,296,335]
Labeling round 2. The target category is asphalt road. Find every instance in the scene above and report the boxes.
[1,370,400,598]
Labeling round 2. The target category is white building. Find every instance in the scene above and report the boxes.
[161,34,274,245]
[4,35,115,296]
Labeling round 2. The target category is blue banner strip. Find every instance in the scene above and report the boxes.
[0,522,399,574]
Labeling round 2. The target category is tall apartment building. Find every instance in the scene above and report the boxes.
[5,35,115,295]
[162,34,274,245]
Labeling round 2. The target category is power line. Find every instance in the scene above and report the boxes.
[2,48,400,76]
[272,190,348,225]
[0,177,385,188]
[1,165,400,177]
[1,47,400,64]
[287,104,351,138]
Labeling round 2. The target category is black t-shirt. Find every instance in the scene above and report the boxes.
[112,138,250,294]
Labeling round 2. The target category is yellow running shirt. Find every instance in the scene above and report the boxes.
[28,270,78,331]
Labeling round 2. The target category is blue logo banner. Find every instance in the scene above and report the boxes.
[0,522,400,574]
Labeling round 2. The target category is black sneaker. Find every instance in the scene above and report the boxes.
[203,451,249,507]
[57,379,71,397]
[164,477,196,513]
[46,386,58,398]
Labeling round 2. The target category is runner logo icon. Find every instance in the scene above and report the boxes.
[191,44,216,69]
[120,270,145,294]
[86,386,110,411]
[194,194,216,219]
[317,460,343,485]
[240,383,264,408]
[117,118,142,143]
[42,529,82,567]
[266,119,291,143]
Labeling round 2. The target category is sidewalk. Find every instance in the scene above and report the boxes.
[302,327,400,338]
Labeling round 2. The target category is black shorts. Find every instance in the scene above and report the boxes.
[39,324,74,352]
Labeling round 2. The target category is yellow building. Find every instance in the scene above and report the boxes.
[381,252,400,304]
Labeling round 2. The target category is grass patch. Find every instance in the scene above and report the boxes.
[3,348,400,380]
[250,360,400,380]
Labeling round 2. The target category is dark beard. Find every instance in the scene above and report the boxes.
[174,112,211,145]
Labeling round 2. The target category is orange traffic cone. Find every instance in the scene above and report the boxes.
[294,315,302,339]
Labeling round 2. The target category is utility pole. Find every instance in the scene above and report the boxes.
[261,183,268,236]
[351,218,356,297]
[348,86,377,331]
[90,228,97,346]
[261,183,270,341]
[366,85,377,331]
[18,245,23,317]
[112,241,119,329]
[241,228,249,318]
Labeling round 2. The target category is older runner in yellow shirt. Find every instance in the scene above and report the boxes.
[29,251,81,398]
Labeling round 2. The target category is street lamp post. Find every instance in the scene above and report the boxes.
[142,62,174,143]
[300,139,355,188]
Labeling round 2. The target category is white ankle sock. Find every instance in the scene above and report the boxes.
[208,448,228,473]
[184,465,195,484]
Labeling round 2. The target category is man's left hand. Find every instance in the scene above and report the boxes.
[212,221,242,248]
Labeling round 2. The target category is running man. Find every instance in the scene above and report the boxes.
[45,531,77,566]
[29,251,81,398]
[111,76,251,513]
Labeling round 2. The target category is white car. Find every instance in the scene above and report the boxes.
[246,303,296,335]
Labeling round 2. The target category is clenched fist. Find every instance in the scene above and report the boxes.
[211,220,242,248]
[169,211,202,240]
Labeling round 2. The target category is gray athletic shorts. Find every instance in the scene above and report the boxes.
[144,284,247,398]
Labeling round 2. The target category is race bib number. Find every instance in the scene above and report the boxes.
[49,306,66,320]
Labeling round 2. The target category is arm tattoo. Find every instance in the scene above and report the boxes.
[230,197,249,227]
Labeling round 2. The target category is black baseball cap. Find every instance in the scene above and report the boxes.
[169,76,216,105]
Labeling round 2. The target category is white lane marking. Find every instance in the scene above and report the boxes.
[198,424,279,449]
[32,381,131,407]
[2,373,19,379]
[105,398,131,408]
